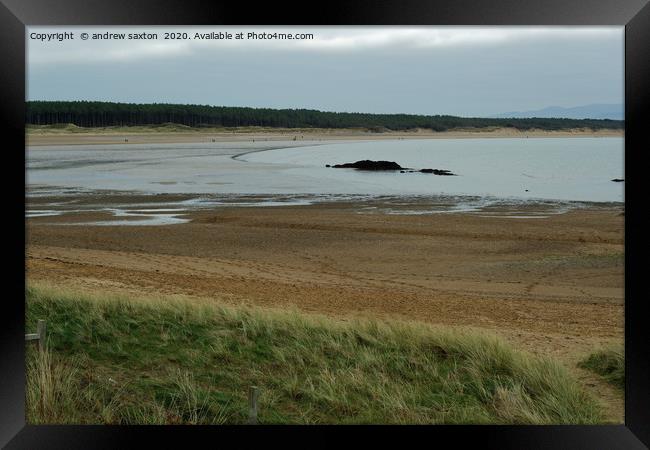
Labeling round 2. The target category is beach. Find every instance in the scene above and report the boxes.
[26,191,625,421]
[20,25,629,428]
[25,129,625,421]
[26,126,623,146]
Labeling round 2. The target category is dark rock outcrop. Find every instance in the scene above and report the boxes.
[419,168,456,176]
[332,160,403,171]
[611,178,624,182]
[330,160,457,175]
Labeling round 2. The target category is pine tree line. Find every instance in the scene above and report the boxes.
[25,101,624,131]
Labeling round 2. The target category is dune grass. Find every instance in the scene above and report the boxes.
[25,123,363,135]
[25,283,603,425]
[27,123,205,134]
[578,348,624,390]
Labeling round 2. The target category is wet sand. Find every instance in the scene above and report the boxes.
[26,195,625,421]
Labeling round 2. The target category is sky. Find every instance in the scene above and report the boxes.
[26,26,624,117]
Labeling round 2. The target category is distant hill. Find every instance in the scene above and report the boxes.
[493,104,623,120]
[26,101,624,131]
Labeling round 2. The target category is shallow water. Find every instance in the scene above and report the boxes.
[242,138,624,202]
[27,137,624,205]
[27,141,320,197]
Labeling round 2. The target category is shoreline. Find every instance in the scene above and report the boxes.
[26,126,624,147]
[26,199,625,420]
[25,190,624,226]
[26,134,625,205]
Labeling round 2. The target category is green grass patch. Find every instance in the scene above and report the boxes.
[26,283,603,424]
[578,348,624,390]
[26,123,365,135]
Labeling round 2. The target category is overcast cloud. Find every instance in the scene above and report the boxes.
[27,26,624,117]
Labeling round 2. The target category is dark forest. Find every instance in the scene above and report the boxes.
[26,101,624,131]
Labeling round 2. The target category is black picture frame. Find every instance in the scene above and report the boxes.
[2,0,648,448]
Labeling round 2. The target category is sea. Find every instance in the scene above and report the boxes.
[26,137,624,224]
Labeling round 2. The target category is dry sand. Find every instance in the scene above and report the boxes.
[26,198,625,421]
[26,127,623,146]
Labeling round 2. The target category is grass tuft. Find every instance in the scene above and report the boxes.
[578,348,624,390]
[26,282,603,424]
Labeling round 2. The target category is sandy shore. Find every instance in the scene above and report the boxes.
[26,127,623,146]
[25,128,626,420]
[26,195,625,421]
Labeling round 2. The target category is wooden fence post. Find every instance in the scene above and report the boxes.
[25,319,47,351]
[36,319,46,352]
[248,386,259,425]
